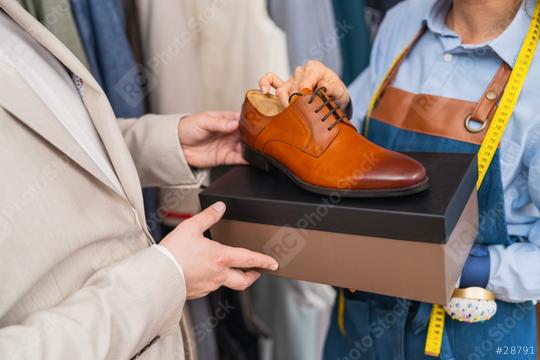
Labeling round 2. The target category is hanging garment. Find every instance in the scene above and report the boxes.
[209,288,264,360]
[190,0,289,111]
[252,276,336,360]
[135,0,205,115]
[267,0,342,75]
[324,24,537,360]
[122,0,148,111]
[365,0,402,41]
[70,0,145,118]
[331,0,371,85]
[188,298,219,360]
[367,0,401,12]
[122,0,144,74]
[15,0,88,67]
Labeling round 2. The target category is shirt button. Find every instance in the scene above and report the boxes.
[443,53,453,62]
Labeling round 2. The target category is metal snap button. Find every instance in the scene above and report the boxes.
[485,90,497,100]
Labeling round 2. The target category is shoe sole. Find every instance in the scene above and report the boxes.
[242,143,430,198]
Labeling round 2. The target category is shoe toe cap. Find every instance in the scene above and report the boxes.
[350,152,427,190]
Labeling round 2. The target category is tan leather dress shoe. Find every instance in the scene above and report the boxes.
[240,88,428,197]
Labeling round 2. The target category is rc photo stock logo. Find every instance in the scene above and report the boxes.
[114,64,158,108]
[263,226,306,268]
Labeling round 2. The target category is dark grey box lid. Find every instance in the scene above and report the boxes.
[200,152,477,244]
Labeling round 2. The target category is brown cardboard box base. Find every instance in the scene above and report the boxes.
[210,192,478,305]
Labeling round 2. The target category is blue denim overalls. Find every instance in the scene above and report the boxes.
[324,27,537,360]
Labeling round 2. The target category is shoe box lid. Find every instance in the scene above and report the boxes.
[199,152,477,244]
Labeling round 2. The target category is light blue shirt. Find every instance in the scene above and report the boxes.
[349,0,540,302]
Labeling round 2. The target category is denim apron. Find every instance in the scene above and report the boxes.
[324,27,537,360]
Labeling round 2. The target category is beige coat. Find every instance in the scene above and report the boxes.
[0,1,199,358]
[136,0,290,114]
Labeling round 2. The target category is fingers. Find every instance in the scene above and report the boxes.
[275,82,292,108]
[222,111,240,120]
[296,61,324,91]
[261,60,350,109]
[319,79,350,108]
[224,245,279,271]
[227,142,248,165]
[289,66,304,94]
[223,269,261,291]
[259,72,291,107]
[206,111,239,121]
[189,202,226,232]
[223,149,248,165]
[197,112,240,133]
[259,72,285,94]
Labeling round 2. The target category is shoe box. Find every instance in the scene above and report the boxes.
[200,152,478,305]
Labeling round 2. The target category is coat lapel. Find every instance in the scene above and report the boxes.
[0,0,146,219]
[0,65,121,195]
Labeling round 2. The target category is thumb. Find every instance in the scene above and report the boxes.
[190,202,226,232]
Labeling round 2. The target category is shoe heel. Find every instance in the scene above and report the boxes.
[242,143,272,172]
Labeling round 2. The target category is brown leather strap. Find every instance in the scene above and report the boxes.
[376,25,511,122]
[385,26,428,86]
[371,24,513,145]
[469,63,512,123]
[377,26,428,98]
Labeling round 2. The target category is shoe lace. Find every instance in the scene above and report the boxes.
[288,87,345,131]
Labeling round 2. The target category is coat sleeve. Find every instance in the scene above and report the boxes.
[118,113,207,188]
[0,247,186,359]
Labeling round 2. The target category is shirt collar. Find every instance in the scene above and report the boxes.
[423,0,532,68]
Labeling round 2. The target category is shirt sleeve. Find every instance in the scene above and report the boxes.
[347,68,374,130]
[487,123,540,303]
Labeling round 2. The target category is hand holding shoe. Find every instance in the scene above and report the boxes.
[258,60,350,109]
[161,201,279,299]
[178,111,247,168]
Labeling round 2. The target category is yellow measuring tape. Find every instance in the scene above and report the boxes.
[340,1,540,356]
[476,1,540,189]
[363,44,411,137]
[424,304,446,357]
[425,304,446,357]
